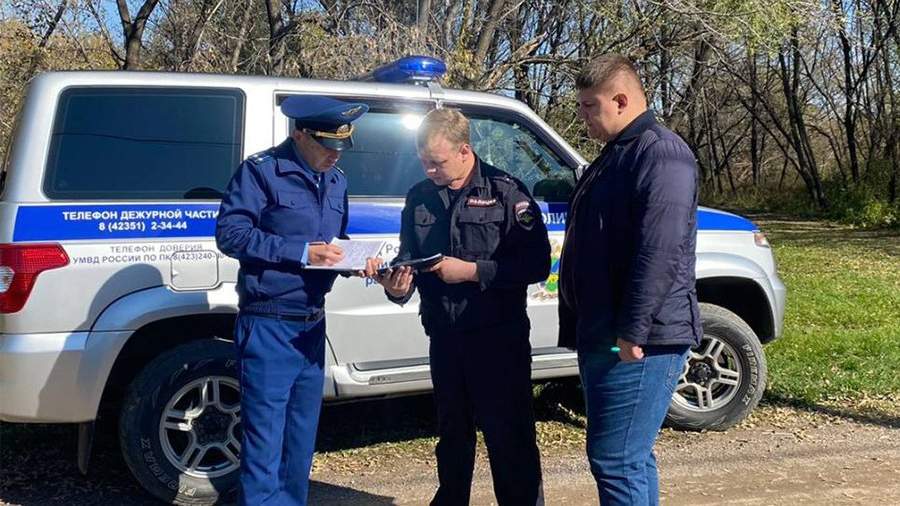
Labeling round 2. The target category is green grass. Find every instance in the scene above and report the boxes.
[311,216,900,464]
[758,216,900,415]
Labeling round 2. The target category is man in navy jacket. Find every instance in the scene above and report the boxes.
[558,54,702,506]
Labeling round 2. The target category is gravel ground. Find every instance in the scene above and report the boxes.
[308,403,900,505]
[2,397,898,505]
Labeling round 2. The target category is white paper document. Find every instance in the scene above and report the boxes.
[303,238,386,271]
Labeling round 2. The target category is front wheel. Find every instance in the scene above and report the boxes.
[119,339,241,505]
[665,303,767,431]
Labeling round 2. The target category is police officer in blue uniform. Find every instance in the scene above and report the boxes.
[373,109,550,505]
[216,95,368,506]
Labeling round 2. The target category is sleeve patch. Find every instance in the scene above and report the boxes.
[514,200,536,229]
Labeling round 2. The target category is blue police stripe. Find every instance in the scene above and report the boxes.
[346,203,756,234]
[12,202,755,241]
[696,208,757,232]
[13,204,220,241]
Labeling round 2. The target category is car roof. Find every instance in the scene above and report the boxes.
[31,70,540,118]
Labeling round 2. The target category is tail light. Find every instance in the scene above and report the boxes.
[0,243,69,313]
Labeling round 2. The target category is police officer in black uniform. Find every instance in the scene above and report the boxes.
[374,109,550,505]
[216,95,368,506]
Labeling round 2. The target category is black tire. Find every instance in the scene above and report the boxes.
[119,339,240,505]
[665,303,767,431]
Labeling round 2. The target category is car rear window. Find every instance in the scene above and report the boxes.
[44,87,244,200]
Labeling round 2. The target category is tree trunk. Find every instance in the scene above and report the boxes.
[183,0,225,70]
[832,0,861,182]
[748,48,760,186]
[778,36,826,208]
[669,38,709,132]
[659,35,671,118]
[117,0,161,70]
[442,0,462,48]
[459,0,476,45]
[417,0,432,30]
[264,0,288,75]
[26,0,69,77]
[230,0,255,72]
[473,0,508,65]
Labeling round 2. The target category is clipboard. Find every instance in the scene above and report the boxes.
[303,239,386,272]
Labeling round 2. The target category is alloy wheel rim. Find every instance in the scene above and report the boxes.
[158,376,242,478]
[672,335,743,412]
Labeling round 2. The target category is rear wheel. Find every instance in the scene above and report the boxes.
[665,303,767,431]
[119,339,240,505]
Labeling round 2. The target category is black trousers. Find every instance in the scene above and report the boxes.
[428,321,543,506]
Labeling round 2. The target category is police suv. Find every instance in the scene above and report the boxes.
[0,57,786,504]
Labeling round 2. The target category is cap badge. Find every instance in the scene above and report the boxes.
[342,105,364,117]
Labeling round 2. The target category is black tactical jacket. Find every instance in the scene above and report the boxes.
[389,158,551,336]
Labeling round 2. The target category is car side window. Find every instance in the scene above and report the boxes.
[464,112,575,202]
[44,87,244,200]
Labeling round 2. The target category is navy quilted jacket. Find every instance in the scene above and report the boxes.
[558,111,702,351]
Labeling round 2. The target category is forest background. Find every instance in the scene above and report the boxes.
[1,0,898,227]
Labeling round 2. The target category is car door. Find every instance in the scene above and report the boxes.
[297,98,439,377]
[293,95,579,396]
[454,104,576,357]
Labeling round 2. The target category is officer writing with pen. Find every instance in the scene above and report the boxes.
[370,108,550,505]
[215,96,368,506]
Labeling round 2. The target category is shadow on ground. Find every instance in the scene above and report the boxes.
[308,481,395,504]
[0,397,437,505]
[762,392,900,430]
[316,379,588,453]
[0,422,156,506]
[0,382,588,505]
[316,394,436,452]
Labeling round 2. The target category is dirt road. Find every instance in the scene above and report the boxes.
[308,405,900,505]
[2,402,898,505]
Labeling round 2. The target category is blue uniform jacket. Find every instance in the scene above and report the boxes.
[558,111,702,351]
[216,138,348,315]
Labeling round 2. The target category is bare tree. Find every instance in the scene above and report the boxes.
[116,0,161,69]
[0,0,898,220]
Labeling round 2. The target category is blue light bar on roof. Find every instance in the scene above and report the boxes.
[364,56,447,84]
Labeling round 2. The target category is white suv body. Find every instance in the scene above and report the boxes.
[0,67,785,504]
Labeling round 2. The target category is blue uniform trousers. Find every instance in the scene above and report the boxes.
[578,345,690,506]
[234,313,326,506]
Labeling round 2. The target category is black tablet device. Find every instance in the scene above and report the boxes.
[377,253,444,274]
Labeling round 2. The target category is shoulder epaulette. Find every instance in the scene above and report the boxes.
[247,149,275,164]
[489,172,516,186]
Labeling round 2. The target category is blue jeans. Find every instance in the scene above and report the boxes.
[234,313,326,506]
[578,345,690,506]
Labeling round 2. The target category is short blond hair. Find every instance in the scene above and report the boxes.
[416,108,470,149]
